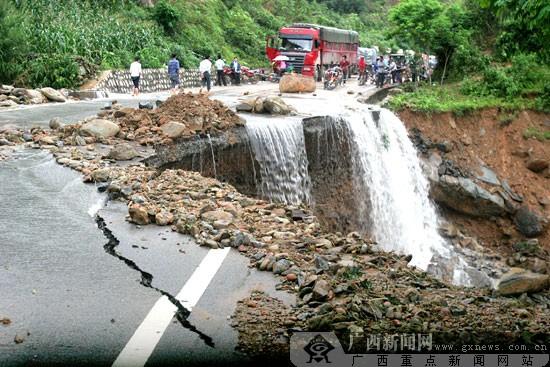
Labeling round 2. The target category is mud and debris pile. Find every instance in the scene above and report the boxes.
[0,93,245,151]
[113,93,244,145]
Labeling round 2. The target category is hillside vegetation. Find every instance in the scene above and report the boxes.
[0,0,390,88]
[0,0,548,113]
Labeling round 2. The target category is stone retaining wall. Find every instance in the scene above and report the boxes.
[96,68,202,93]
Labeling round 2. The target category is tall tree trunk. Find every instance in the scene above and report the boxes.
[441,52,450,86]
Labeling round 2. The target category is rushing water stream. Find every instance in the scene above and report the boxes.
[341,108,448,270]
[245,115,312,205]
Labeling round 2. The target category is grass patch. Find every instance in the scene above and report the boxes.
[523,127,550,141]
[388,84,537,114]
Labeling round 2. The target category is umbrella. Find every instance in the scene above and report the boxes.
[273,55,289,61]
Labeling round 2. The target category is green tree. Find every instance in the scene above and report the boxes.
[480,0,550,61]
[389,0,474,84]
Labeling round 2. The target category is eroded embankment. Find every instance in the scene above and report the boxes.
[399,108,550,272]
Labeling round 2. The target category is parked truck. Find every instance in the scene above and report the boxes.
[266,23,359,80]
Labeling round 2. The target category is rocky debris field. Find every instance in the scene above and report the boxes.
[1,99,549,357]
[0,84,68,108]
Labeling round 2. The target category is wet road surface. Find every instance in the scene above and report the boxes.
[0,149,291,366]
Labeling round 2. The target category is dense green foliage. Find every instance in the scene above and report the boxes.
[0,0,391,88]
[0,0,548,109]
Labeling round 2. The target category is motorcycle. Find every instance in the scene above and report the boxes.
[323,67,343,90]
[222,65,259,85]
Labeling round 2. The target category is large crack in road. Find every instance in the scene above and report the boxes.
[95,214,216,348]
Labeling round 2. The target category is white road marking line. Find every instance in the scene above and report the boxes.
[112,247,231,367]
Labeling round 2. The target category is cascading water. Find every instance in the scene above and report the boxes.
[245,116,312,205]
[341,107,449,271]
[338,106,482,286]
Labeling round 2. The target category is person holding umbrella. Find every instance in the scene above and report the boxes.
[273,55,289,76]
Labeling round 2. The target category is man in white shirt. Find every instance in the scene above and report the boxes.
[129,57,142,96]
[199,55,212,92]
[214,55,226,86]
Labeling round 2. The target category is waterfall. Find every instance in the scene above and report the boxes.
[341,107,457,273]
[245,116,311,205]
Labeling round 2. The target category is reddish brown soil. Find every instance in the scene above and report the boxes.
[399,108,550,253]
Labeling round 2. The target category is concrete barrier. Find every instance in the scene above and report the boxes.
[96,68,202,94]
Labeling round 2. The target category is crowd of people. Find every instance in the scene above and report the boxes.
[128,51,434,95]
[128,54,243,96]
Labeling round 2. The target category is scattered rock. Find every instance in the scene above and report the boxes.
[263,96,292,115]
[91,168,111,182]
[14,334,25,344]
[40,87,66,102]
[129,204,150,225]
[497,268,550,296]
[49,117,63,130]
[107,143,139,161]
[201,210,234,223]
[160,121,186,138]
[431,175,508,217]
[312,279,330,301]
[155,211,174,226]
[526,159,548,173]
[273,259,292,274]
[81,119,120,138]
[513,206,547,237]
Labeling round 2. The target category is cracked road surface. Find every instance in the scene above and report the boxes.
[0,149,291,366]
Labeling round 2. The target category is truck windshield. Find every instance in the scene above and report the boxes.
[281,38,313,51]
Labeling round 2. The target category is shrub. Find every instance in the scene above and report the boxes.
[19,54,81,89]
[535,84,550,113]
[152,0,181,35]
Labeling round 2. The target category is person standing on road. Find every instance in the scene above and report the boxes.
[389,57,397,84]
[215,55,226,87]
[199,55,212,92]
[339,55,350,84]
[167,53,181,95]
[130,56,142,96]
[230,57,241,85]
[376,57,386,88]
[358,56,366,83]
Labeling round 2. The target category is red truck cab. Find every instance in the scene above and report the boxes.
[266,23,359,80]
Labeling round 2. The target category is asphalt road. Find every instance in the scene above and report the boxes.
[0,147,290,366]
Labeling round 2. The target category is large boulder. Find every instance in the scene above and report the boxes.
[279,73,316,93]
[431,175,508,218]
[23,89,48,104]
[160,121,186,138]
[513,206,547,237]
[0,100,18,108]
[39,87,66,102]
[81,119,120,138]
[14,89,47,104]
[497,268,549,296]
[107,143,139,161]
[263,96,292,115]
